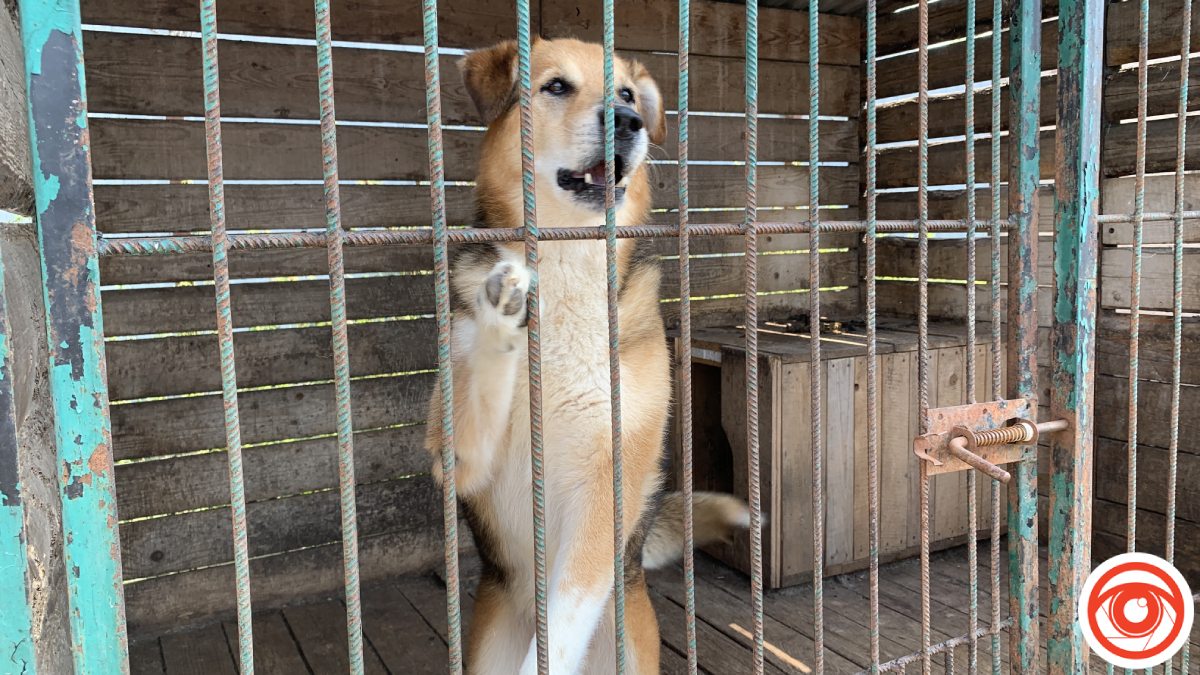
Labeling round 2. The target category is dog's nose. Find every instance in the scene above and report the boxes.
[599,106,644,140]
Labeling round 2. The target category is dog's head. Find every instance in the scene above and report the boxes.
[460,38,666,226]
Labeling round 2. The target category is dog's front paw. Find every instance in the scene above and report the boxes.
[477,261,531,330]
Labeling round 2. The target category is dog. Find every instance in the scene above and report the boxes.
[425,38,750,675]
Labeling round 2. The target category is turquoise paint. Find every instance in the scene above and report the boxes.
[20,0,129,672]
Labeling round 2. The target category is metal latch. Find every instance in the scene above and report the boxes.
[913,398,1068,483]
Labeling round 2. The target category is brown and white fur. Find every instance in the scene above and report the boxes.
[426,38,750,675]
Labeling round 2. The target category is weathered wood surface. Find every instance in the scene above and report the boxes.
[83,32,861,120]
[1094,372,1200,454]
[874,0,1059,57]
[1105,57,1200,122]
[875,131,1056,189]
[1101,174,1200,244]
[1103,116,1200,178]
[1096,310,1200,384]
[870,235,1055,286]
[0,2,32,215]
[224,611,311,675]
[875,186,1057,231]
[284,601,389,674]
[1100,247,1200,312]
[875,77,1056,144]
[1106,0,1200,66]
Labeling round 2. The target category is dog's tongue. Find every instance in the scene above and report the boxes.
[572,161,608,180]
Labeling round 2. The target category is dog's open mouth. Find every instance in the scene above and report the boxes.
[556,156,628,196]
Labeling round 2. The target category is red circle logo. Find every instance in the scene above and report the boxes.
[1079,553,1194,669]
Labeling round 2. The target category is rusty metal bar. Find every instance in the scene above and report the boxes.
[851,620,1016,675]
[678,0,699,670]
[945,438,1012,484]
[987,0,1003,671]
[1098,211,1200,223]
[809,2,825,674]
[312,3,365,672]
[420,0,462,672]
[197,1,255,668]
[19,0,130,669]
[917,0,932,672]
[962,0,979,672]
[1046,3,1103,667]
[0,228,37,675]
[515,0,548,667]
[865,0,881,668]
[744,0,764,670]
[1127,0,1150,560]
[1005,0,1043,668]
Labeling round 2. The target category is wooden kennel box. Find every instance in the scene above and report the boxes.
[670,319,1009,589]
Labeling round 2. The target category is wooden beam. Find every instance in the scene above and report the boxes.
[0,1,32,215]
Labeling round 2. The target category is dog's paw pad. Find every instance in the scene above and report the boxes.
[481,262,530,319]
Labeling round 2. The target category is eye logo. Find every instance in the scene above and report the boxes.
[1079,552,1194,669]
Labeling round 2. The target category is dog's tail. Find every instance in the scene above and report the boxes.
[642,491,751,570]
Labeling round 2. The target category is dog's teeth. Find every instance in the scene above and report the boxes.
[618,176,629,187]
[584,173,593,185]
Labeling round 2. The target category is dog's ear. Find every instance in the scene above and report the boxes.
[460,40,522,125]
[628,59,667,146]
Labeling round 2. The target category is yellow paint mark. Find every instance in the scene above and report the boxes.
[728,623,812,673]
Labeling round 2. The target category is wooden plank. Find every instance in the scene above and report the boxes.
[852,353,870,561]
[876,22,1058,100]
[1103,116,1200,178]
[396,574,477,648]
[875,186,1057,232]
[874,0,1059,57]
[1100,247,1200,311]
[825,357,856,567]
[283,600,388,675]
[648,231,860,258]
[129,639,165,675]
[540,0,861,66]
[661,286,862,329]
[95,183,476,234]
[82,31,861,121]
[360,584,448,674]
[779,361,814,581]
[875,77,1056,144]
[120,475,440,579]
[1105,57,1200,122]
[96,164,861,235]
[1093,498,1200,587]
[871,235,1054,286]
[82,0,536,49]
[111,370,433,460]
[101,274,434,337]
[648,588,790,675]
[875,280,1055,327]
[1096,310,1200,384]
[660,251,859,300]
[0,3,32,216]
[874,131,1056,189]
[115,424,429,520]
[1094,373,1200,455]
[123,522,459,637]
[933,347,968,542]
[879,351,913,554]
[1106,0,1200,66]
[1101,174,1200,245]
[159,623,237,675]
[223,612,310,675]
[1094,436,1200,525]
[106,318,437,401]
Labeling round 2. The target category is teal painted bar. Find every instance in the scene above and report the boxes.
[0,249,37,675]
[19,0,129,672]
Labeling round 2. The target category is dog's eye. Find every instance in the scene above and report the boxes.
[542,78,571,95]
[619,88,635,103]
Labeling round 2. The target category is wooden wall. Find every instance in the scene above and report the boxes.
[1093,0,1200,585]
[81,0,862,637]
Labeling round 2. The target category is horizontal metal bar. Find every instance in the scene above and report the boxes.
[98,220,1009,257]
[1097,211,1200,223]
[852,620,1015,675]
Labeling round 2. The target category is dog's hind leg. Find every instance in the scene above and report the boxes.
[580,576,660,675]
[467,577,533,675]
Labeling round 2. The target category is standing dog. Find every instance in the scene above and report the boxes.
[426,38,750,675]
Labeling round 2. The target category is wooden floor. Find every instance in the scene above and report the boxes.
[129,543,1200,675]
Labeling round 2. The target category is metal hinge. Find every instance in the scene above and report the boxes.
[912,398,1068,483]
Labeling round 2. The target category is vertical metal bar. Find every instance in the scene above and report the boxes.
[744,0,764,670]
[602,0,626,669]
[312,3,365,673]
[423,2,463,674]
[1126,0,1150,560]
[515,0,547,670]
[0,240,37,675]
[808,4,824,675]
[1005,0,1042,668]
[865,0,881,669]
[1164,3,1190,675]
[962,3,979,673]
[197,2,255,669]
[678,0,699,671]
[987,2,1003,672]
[917,0,931,671]
[1046,0,1103,671]
[19,0,129,669]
